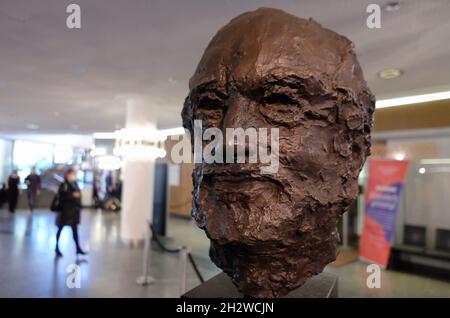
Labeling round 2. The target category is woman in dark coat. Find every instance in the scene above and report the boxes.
[55,168,87,257]
[6,170,21,213]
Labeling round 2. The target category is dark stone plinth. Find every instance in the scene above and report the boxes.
[182,272,338,298]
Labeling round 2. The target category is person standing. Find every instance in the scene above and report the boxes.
[105,171,114,198]
[54,168,87,257]
[6,170,21,213]
[25,167,41,212]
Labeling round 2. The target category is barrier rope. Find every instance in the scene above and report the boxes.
[149,223,205,283]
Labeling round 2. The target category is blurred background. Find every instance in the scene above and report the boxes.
[0,0,449,297]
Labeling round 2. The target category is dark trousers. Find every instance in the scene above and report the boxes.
[56,224,82,251]
[27,190,37,211]
[8,191,18,213]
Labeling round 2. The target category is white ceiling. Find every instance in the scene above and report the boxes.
[1,0,450,134]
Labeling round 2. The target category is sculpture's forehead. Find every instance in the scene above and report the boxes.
[189,8,354,93]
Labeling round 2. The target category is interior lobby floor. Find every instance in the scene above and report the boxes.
[1,209,449,298]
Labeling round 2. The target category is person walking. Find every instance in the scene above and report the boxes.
[0,181,8,209]
[6,170,21,213]
[54,168,87,257]
[25,167,41,212]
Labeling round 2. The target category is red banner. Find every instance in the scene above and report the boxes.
[359,159,409,268]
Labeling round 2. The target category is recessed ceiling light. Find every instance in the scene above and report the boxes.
[383,1,401,12]
[378,68,402,79]
[26,123,39,130]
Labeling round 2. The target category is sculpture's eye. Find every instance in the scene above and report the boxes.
[259,93,303,126]
[264,93,296,105]
[194,96,224,127]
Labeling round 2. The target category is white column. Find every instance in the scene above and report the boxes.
[120,97,157,243]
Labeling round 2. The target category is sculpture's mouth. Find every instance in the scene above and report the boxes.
[198,163,290,203]
[211,175,276,198]
[200,169,288,202]
[194,171,294,243]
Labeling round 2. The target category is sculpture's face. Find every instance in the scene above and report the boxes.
[182,8,374,297]
[187,73,362,240]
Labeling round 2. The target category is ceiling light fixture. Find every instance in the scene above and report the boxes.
[113,128,167,160]
[376,90,450,108]
[383,1,401,12]
[378,68,402,79]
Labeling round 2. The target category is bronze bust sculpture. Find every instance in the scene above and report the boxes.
[182,7,374,297]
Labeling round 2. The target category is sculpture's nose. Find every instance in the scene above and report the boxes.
[222,95,250,130]
[221,95,256,162]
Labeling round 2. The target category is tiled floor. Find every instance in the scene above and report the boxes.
[0,209,449,298]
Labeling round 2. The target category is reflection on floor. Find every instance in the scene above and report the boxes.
[0,209,449,298]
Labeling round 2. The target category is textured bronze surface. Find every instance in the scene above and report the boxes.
[182,7,374,298]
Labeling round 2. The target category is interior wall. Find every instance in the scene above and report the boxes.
[372,136,450,160]
[374,99,450,132]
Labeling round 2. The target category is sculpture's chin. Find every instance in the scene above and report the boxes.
[192,170,345,297]
[209,233,339,298]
